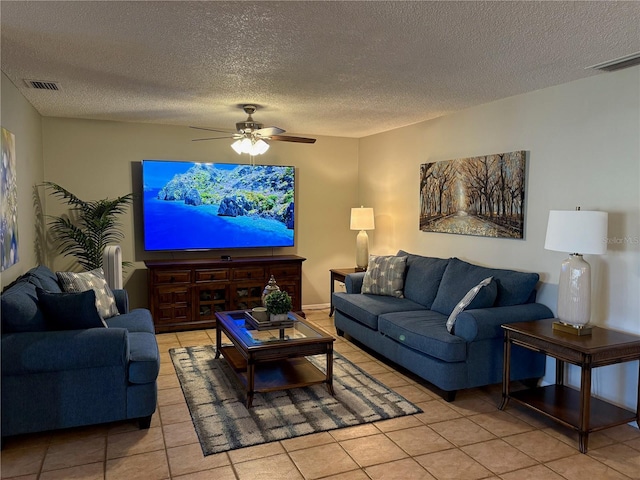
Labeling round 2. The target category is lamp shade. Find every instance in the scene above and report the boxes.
[544,210,608,255]
[350,207,375,231]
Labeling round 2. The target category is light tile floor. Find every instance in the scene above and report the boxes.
[3,309,640,480]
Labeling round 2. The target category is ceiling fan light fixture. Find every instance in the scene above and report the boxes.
[231,138,245,154]
[253,139,269,155]
[231,137,269,156]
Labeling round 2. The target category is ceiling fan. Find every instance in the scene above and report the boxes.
[191,105,316,155]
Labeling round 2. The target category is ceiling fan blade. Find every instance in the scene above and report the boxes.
[192,136,236,141]
[270,135,317,144]
[190,126,237,134]
[256,126,285,136]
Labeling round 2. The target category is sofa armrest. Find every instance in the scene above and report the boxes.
[113,289,129,314]
[454,303,554,342]
[1,328,129,375]
[345,272,366,294]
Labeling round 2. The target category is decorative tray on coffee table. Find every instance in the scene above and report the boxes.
[244,311,295,330]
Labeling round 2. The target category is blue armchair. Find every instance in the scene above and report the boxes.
[1,265,160,441]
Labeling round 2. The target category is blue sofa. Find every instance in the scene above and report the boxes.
[332,251,553,400]
[1,265,160,440]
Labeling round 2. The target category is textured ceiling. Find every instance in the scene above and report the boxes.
[1,1,639,138]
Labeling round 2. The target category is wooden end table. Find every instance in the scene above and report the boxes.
[215,310,335,408]
[329,267,363,316]
[500,318,640,453]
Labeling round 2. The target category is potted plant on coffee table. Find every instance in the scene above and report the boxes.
[264,290,292,322]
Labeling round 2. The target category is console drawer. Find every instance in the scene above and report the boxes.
[152,269,191,284]
[195,269,229,283]
[232,267,265,280]
[269,264,301,279]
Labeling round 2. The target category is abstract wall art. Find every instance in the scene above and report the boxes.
[1,127,19,271]
[420,150,527,239]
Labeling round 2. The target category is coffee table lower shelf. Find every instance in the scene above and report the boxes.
[219,345,328,400]
[510,384,637,432]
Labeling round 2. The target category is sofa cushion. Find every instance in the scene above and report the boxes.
[432,257,539,314]
[1,281,47,332]
[397,251,449,308]
[36,287,107,330]
[378,310,467,363]
[332,292,427,330]
[57,268,119,319]
[446,277,496,333]
[361,255,408,298]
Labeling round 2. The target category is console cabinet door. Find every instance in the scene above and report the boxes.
[154,285,191,326]
[269,263,303,311]
[196,284,228,319]
[232,282,264,310]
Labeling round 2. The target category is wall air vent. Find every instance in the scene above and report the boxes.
[586,52,640,72]
[24,79,60,91]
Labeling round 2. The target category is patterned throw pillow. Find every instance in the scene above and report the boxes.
[446,276,493,333]
[56,268,120,319]
[361,255,408,298]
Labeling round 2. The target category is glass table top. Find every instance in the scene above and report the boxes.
[219,311,328,347]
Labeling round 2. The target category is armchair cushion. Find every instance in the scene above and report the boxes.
[106,308,155,334]
[1,281,47,333]
[24,265,63,292]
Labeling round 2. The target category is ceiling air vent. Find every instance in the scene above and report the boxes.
[586,52,640,72]
[24,79,60,91]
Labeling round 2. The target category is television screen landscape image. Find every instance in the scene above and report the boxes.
[142,160,295,251]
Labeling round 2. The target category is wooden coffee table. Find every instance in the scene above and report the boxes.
[215,310,335,407]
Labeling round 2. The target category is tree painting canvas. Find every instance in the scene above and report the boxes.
[420,151,526,239]
[1,127,19,271]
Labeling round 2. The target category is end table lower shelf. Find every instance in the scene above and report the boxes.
[509,384,637,433]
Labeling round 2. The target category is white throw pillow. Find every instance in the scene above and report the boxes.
[446,276,493,333]
[56,268,120,319]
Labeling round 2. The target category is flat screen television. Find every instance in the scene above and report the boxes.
[142,160,295,251]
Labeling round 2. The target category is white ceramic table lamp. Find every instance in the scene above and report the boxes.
[544,208,608,330]
[350,207,375,269]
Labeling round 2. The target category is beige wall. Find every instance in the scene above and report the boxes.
[0,72,44,288]
[359,66,640,409]
[41,118,359,308]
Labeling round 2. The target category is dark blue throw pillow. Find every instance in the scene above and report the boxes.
[36,287,107,330]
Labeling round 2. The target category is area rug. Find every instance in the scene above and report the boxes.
[169,345,422,455]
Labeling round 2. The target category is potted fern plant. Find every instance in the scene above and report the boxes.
[43,182,134,271]
[264,290,292,322]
